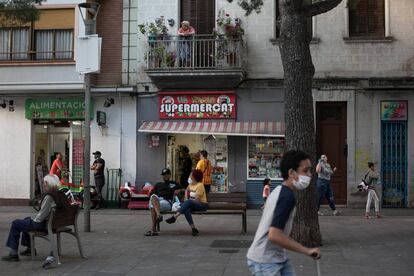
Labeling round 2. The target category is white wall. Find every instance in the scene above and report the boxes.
[0,99,32,199]
[90,96,137,184]
[0,66,84,92]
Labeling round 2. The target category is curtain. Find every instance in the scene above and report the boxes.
[36,30,73,60]
[36,30,54,60]
[55,30,73,59]
[0,29,10,60]
[11,28,29,60]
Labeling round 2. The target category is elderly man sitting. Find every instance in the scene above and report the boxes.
[1,174,71,262]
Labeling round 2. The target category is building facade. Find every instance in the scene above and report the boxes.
[0,0,136,204]
[133,0,414,207]
[1,0,413,208]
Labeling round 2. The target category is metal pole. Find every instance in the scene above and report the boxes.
[83,19,95,232]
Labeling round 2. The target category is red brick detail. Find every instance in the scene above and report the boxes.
[92,0,123,86]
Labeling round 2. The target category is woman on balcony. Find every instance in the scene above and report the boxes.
[178,21,196,67]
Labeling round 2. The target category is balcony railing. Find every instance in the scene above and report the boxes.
[146,34,244,70]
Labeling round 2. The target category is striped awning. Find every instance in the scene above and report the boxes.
[138,121,284,137]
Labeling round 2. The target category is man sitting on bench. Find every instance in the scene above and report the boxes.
[1,174,71,262]
[144,168,181,236]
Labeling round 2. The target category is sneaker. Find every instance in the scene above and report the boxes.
[165,216,176,224]
[1,254,19,262]
[333,210,339,216]
[192,228,199,236]
[318,211,324,216]
[20,248,36,257]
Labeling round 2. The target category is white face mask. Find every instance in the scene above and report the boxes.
[188,177,193,185]
[293,175,311,190]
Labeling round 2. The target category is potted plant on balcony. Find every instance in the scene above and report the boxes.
[214,10,244,67]
[138,16,168,42]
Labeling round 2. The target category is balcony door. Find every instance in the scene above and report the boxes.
[181,0,215,68]
[181,0,215,34]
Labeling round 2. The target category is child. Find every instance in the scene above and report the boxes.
[364,162,381,219]
[261,178,271,209]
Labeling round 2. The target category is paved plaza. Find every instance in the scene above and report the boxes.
[0,207,413,276]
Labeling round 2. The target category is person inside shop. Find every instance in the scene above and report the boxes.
[316,154,339,216]
[196,150,213,194]
[144,168,181,236]
[1,174,72,262]
[179,146,193,189]
[90,151,106,209]
[247,150,320,275]
[165,169,208,236]
[49,152,66,180]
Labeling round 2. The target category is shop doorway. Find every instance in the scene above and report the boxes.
[316,102,348,205]
[381,121,407,207]
[167,134,228,193]
[33,121,84,198]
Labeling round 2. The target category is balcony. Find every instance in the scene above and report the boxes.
[144,35,246,90]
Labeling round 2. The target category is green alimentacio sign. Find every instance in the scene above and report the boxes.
[25,98,94,120]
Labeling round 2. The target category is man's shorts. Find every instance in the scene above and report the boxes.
[149,194,172,212]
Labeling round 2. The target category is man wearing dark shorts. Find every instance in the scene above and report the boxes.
[91,151,105,209]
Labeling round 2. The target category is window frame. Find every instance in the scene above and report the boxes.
[344,0,393,42]
[0,27,74,62]
[0,27,31,61]
[272,0,318,44]
[34,28,74,61]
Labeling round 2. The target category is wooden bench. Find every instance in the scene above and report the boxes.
[159,192,247,234]
[29,205,85,265]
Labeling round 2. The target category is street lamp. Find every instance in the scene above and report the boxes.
[78,2,100,233]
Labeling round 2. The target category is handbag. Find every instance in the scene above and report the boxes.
[171,196,181,212]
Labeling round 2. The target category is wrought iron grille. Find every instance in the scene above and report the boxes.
[381,121,407,208]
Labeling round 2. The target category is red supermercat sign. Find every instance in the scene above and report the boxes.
[159,91,236,119]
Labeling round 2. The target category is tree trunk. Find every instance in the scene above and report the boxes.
[279,0,321,247]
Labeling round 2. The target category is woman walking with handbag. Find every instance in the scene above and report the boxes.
[364,162,381,219]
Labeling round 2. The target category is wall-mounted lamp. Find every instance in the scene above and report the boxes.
[168,18,175,27]
[103,98,114,108]
[8,100,14,112]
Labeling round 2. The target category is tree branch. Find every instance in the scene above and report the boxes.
[304,0,343,17]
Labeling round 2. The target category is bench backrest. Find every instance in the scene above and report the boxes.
[207,192,246,203]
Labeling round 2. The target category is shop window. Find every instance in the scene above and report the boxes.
[348,0,385,37]
[0,28,30,61]
[248,137,285,179]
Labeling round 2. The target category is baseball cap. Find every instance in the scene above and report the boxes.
[161,168,171,175]
[92,151,102,155]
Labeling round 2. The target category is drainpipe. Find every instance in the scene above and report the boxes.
[127,0,131,85]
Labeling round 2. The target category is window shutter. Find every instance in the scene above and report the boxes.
[181,0,215,34]
[349,0,385,37]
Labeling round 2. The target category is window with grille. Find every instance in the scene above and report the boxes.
[0,28,73,61]
[349,0,385,37]
[35,29,73,60]
[274,0,313,40]
[0,28,30,61]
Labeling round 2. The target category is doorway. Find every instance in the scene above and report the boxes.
[32,121,84,198]
[316,102,348,205]
[381,121,407,207]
